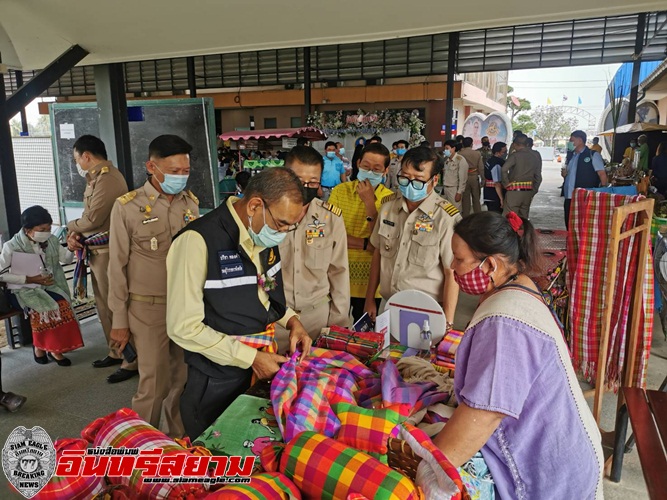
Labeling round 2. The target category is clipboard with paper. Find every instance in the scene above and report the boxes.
[7,252,43,289]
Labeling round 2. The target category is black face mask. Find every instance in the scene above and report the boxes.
[304,187,319,204]
[482,142,490,147]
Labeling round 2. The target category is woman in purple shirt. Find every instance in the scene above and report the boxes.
[433,211,603,499]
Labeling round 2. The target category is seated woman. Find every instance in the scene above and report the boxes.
[0,206,83,366]
[433,211,603,499]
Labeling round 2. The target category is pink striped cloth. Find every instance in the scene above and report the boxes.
[567,188,653,389]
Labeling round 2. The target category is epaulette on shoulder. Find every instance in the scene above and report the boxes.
[117,190,138,205]
[321,201,342,217]
[381,193,397,204]
[185,190,199,205]
[438,201,460,217]
[99,166,110,175]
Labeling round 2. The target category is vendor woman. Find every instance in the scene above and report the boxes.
[0,206,83,366]
[434,211,603,499]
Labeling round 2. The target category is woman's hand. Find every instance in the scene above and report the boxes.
[26,275,54,286]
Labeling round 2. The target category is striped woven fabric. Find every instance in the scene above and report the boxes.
[81,408,209,499]
[484,180,496,188]
[33,438,106,500]
[271,349,375,442]
[83,231,109,247]
[236,323,277,352]
[567,188,654,388]
[506,181,533,191]
[207,472,301,499]
[73,248,87,301]
[279,431,421,500]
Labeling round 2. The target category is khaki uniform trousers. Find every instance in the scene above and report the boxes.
[462,173,482,217]
[89,251,137,371]
[441,186,462,211]
[129,300,186,438]
[503,191,534,219]
[274,300,330,355]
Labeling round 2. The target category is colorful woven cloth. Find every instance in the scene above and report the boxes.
[236,323,277,352]
[85,231,110,247]
[279,431,421,500]
[567,188,654,388]
[271,349,374,442]
[34,438,106,500]
[207,472,301,499]
[81,408,209,499]
[315,326,385,362]
[72,248,87,301]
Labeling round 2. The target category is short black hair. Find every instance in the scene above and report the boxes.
[369,135,383,143]
[481,136,489,142]
[592,137,600,144]
[570,130,587,143]
[296,137,309,146]
[396,140,409,148]
[444,139,458,148]
[526,137,534,148]
[492,142,507,154]
[513,129,523,136]
[285,146,324,171]
[514,135,528,147]
[148,135,193,159]
[420,140,431,147]
[21,205,52,229]
[243,167,305,205]
[392,141,399,148]
[324,141,337,150]
[456,135,464,142]
[73,135,107,160]
[359,143,391,168]
[462,137,474,148]
[235,171,251,191]
[402,146,444,178]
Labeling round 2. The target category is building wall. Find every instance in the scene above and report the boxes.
[658,96,667,125]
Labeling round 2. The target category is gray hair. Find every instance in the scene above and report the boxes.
[243,168,305,205]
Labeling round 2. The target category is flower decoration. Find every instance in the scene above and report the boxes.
[258,273,277,292]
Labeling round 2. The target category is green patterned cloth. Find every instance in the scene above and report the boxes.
[194,395,282,458]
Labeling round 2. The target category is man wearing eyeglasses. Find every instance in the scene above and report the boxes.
[364,147,461,328]
[274,146,350,354]
[166,168,312,439]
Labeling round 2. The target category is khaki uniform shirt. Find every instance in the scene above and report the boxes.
[279,199,350,327]
[386,156,403,191]
[370,189,462,303]
[442,153,468,193]
[458,147,484,177]
[67,161,128,247]
[108,180,200,329]
[501,148,543,192]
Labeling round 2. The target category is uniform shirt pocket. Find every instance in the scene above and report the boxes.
[378,222,400,260]
[407,232,439,267]
[304,237,333,270]
[132,220,169,253]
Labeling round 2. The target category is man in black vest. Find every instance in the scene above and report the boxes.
[166,168,312,438]
[562,130,607,229]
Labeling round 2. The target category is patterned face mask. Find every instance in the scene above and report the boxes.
[454,257,492,295]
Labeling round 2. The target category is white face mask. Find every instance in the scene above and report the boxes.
[76,163,87,178]
[31,231,51,243]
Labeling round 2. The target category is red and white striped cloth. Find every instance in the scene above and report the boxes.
[567,188,653,389]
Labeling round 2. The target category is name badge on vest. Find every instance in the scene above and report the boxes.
[218,250,244,278]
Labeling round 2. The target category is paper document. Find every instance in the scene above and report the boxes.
[375,310,391,349]
[60,123,75,139]
[7,252,43,289]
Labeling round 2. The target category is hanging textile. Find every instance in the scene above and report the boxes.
[567,188,653,389]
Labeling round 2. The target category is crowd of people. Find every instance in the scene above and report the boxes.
[0,130,606,498]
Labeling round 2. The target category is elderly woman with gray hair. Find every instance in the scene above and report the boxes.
[0,206,83,366]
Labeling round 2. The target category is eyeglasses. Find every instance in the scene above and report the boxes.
[263,201,299,233]
[397,174,435,190]
[358,164,386,175]
[302,181,321,189]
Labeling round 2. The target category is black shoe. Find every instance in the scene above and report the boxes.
[47,353,72,367]
[92,356,123,368]
[107,368,139,384]
[34,349,49,365]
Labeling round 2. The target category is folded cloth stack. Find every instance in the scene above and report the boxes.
[433,330,463,372]
[315,326,385,362]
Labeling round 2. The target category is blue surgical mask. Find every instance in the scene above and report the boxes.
[444,149,452,158]
[326,151,336,159]
[357,169,384,188]
[155,165,188,195]
[396,148,407,156]
[248,206,287,248]
[339,148,346,156]
[567,141,575,152]
[399,182,430,202]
